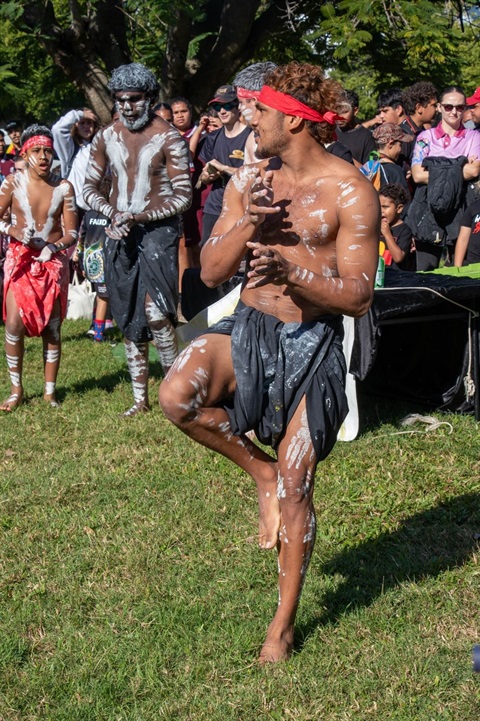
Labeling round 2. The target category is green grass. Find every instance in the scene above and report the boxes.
[0,319,479,720]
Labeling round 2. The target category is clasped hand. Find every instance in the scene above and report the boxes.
[33,245,55,263]
[106,212,135,240]
[245,242,290,289]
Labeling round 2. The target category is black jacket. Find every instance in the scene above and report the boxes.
[406,156,475,244]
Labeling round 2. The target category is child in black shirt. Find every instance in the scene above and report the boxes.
[379,184,414,271]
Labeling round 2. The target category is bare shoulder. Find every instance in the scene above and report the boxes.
[0,173,15,191]
[48,177,75,197]
[319,158,379,208]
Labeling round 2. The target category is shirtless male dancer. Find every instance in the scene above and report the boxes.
[159,62,380,663]
[83,63,192,416]
[0,124,77,410]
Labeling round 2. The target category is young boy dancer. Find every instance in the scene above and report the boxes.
[0,124,78,410]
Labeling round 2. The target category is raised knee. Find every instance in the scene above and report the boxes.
[159,376,197,426]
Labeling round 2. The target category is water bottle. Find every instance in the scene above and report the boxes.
[375,256,385,288]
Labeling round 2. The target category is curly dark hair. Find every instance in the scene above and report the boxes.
[378,183,409,206]
[263,62,344,145]
[403,82,437,115]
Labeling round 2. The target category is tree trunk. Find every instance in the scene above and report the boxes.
[21,0,130,123]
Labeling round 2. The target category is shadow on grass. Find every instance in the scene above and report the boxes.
[58,360,166,400]
[296,492,480,647]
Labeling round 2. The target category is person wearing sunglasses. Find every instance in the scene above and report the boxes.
[408,86,480,270]
[465,86,480,129]
[198,84,251,245]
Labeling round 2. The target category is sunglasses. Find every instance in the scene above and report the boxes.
[211,101,237,112]
[441,103,466,113]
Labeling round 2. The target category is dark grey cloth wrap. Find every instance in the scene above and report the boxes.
[104,218,179,343]
[205,303,348,461]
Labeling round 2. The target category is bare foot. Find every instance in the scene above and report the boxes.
[258,626,294,664]
[0,390,23,412]
[120,403,151,418]
[44,393,60,408]
[255,463,281,550]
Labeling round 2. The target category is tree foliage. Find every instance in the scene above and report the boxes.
[0,0,479,125]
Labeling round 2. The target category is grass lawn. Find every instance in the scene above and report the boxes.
[0,320,479,720]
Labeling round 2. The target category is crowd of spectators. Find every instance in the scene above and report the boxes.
[1,71,480,339]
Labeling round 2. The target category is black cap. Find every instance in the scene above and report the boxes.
[6,121,21,132]
[208,84,237,105]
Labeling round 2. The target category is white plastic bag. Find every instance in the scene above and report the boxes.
[66,271,95,320]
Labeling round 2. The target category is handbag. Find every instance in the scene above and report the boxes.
[66,271,95,320]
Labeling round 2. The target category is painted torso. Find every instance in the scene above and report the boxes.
[83,116,191,222]
[231,161,369,322]
[5,171,73,243]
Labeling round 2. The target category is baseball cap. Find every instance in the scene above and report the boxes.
[372,122,414,145]
[466,87,480,106]
[6,120,21,132]
[208,84,237,105]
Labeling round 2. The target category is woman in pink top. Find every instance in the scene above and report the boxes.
[410,86,480,269]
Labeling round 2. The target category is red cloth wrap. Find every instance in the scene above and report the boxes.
[3,241,69,336]
[236,87,261,100]
[20,136,54,155]
[258,85,340,124]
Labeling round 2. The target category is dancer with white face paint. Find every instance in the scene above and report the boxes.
[233,61,277,165]
[160,62,380,664]
[0,124,78,410]
[83,63,192,416]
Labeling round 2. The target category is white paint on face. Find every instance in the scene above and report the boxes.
[348,244,361,250]
[362,272,370,281]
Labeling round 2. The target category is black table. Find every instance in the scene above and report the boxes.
[351,268,480,419]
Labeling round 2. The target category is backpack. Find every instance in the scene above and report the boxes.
[359,154,388,191]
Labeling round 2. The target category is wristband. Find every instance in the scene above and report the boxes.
[47,243,58,254]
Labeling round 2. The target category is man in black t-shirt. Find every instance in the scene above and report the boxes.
[335,90,376,167]
[198,84,251,244]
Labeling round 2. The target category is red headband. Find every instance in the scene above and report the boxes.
[236,87,261,101]
[258,85,340,124]
[21,135,54,155]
